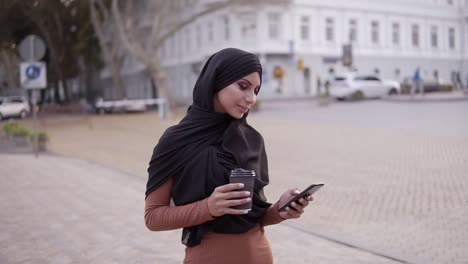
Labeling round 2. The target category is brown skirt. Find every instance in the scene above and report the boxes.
[184,225,273,264]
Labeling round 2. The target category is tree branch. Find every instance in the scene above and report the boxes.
[111,0,149,66]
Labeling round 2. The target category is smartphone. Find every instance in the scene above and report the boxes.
[278,183,324,212]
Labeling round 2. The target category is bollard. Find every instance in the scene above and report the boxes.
[159,98,168,120]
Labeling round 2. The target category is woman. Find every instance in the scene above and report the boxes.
[145,48,313,263]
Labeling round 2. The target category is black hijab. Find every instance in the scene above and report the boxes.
[146,48,271,247]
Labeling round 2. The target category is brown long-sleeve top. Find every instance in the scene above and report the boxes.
[145,177,285,264]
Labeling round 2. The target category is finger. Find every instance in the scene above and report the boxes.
[289,188,300,195]
[216,183,244,193]
[290,202,305,213]
[297,198,309,206]
[219,190,250,200]
[224,208,250,215]
[285,207,301,218]
[307,195,314,202]
[221,197,251,207]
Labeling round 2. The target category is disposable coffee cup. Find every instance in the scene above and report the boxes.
[229,168,255,211]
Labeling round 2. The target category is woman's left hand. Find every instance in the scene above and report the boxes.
[277,189,314,220]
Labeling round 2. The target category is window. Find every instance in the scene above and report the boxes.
[371,21,379,44]
[196,25,202,48]
[223,16,230,41]
[170,36,175,56]
[268,13,281,39]
[161,40,167,59]
[325,17,334,42]
[430,25,438,48]
[185,28,191,52]
[300,16,310,41]
[392,23,400,45]
[395,68,401,78]
[240,13,256,40]
[177,32,183,55]
[411,24,419,47]
[207,21,213,42]
[349,19,358,43]
[447,0,454,5]
[366,76,381,81]
[449,27,456,49]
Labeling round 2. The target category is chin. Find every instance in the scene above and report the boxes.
[230,111,245,119]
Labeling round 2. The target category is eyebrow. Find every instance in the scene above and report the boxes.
[241,78,260,88]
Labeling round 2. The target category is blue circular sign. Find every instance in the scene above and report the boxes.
[25,65,41,80]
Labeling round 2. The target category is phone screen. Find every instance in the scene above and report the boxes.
[278,183,324,212]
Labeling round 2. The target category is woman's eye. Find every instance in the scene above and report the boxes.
[239,83,248,89]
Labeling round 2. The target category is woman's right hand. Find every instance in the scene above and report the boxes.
[207,183,251,217]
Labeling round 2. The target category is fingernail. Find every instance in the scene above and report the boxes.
[238,183,244,188]
[246,198,251,201]
[244,210,250,214]
[245,191,250,196]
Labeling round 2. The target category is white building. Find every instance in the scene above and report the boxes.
[158,0,468,100]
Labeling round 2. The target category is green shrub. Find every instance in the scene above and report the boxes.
[3,121,18,136]
[3,122,31,137]
[29,131,49,143]
[438,84,453,92]
[400,84,411,94]
[350,90,364,100]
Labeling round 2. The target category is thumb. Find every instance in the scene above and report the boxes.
[289,188,300,195]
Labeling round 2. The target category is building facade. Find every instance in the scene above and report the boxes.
[158,0,468,100]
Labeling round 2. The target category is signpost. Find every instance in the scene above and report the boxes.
[18,35,47,158]
[342,44,353,68]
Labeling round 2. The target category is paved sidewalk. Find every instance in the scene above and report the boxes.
[4,99,468,264]
[0,153,398,264]
[383,90,468,102]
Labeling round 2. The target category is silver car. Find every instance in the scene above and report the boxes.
[0,96,31,120]
[329,73,400,100]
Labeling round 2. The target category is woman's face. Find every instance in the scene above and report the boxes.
[213,72,261,119]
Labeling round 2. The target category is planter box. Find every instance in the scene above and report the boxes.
[12,136,29,147]
[37,140,47,152]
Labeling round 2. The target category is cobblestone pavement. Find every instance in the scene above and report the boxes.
[0,154,398,264]
[5,99,468,264]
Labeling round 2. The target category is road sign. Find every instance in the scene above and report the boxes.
[288,40,295,62]
[18,35,46,61]
[342,44,353,67]
[20,62,47,89]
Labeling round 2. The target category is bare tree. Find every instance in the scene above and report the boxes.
[0,48,20,93]
[110,0,273,109]
[89,0,127,100]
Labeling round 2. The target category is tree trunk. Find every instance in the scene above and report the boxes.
[151,63,176,110]
[53,80,60,103]
[58,70,70,102]
[111,55,126,99]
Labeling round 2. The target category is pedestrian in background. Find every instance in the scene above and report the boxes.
[412,67,422,97]
[145,48,315,264]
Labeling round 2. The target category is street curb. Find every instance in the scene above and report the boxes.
[383,97,468,103]
[282,223,421,264]
[382,92,468,103]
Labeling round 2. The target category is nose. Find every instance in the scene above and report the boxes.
[245,90,256,105]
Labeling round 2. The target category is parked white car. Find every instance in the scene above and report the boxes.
[0,96,31,120]
[329,73,400,100]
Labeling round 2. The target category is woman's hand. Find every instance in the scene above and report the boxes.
[277,188,314,220]
[207,183,251,217]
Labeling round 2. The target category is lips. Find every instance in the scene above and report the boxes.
[239,105,250,112]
